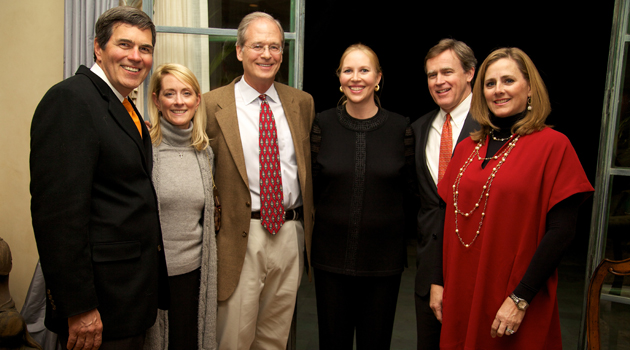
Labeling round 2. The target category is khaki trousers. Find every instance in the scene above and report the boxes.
[217,219,304,350]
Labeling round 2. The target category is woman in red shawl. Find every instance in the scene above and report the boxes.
[434,47,594,350]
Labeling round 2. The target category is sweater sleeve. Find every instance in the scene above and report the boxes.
[512,193,582,303]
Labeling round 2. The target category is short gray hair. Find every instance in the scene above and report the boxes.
[236,12,284,50]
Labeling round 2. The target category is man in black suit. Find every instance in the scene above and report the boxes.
[30,6,168,350]
[412,39,479,350]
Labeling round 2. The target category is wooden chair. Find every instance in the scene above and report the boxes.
[586,257,630,350]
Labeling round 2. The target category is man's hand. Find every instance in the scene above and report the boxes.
[429,284,444,323]
[66,308,103,350]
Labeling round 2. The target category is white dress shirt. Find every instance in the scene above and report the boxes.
[91,63,125,101]
[425,92,472,185]
[235,78,302,212]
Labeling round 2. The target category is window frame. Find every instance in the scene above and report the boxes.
[580,0,630,348]
[140,0,306,113]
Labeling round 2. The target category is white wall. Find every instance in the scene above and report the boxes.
[0,0,64,310]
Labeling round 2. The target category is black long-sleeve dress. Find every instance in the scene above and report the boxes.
[310,105,414,349]
[311,105,414,275]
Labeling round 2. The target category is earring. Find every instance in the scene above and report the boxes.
[339,86,343,93]
[375,84,380,92]
[527,96,532,111]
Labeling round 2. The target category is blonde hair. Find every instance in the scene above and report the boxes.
[148,63,209,151]
[336,43,383,107]
[470,47,551,141]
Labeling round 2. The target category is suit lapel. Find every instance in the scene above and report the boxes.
[420,110,440,194]
[107,97,151,174]
[418,109,478,197]
[111,98,145,147]
[137,100,153,171]
[421,110,476,195]
[457,112,477,144]
[78,66,150,173]
[215,82,249,187]
[275,83,307,188]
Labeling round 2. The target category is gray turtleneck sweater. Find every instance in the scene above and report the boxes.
[155,117,204,276]
[146,117,218,349]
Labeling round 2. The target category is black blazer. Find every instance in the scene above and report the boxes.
[30,65,169,339]
[412,109,479,297]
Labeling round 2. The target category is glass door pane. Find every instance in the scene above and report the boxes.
[589,1,630,349]
[613,44,630,169]
[140,0,301,116]
[208,0,292,30]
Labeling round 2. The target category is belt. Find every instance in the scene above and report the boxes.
[251,206,303,221]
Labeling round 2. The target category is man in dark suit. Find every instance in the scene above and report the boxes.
[202,12,315,350]
[30,6,168,350]
[412,39,479,350]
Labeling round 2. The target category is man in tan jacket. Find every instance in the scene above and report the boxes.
[203,11,315,350]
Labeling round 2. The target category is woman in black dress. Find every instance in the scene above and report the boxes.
[310,43,415,350]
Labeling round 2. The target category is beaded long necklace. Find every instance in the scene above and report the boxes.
[452,134,520,247]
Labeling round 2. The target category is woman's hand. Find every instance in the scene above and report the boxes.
[429,284,444,323]
[491,297,526,338]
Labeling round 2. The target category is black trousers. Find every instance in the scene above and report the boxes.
[167,267,201,350]
[414,291,441,350]
[314,268,402,350]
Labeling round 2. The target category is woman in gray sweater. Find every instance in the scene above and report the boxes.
[145,63,217,350]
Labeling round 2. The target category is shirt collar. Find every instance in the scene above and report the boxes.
[439,92,472,128]
[91,63,125,102]
[236,77,279,105]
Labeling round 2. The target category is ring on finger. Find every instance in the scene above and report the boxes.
[506,328,515,335]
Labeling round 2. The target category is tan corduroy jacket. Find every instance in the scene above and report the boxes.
[203,77,315,301]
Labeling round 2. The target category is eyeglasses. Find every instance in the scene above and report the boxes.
[243,44,283,54]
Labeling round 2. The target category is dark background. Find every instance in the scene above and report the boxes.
[302,1,616,260]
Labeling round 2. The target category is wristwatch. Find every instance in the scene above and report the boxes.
[509,293,529,311]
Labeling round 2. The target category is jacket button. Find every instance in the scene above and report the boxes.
[246,201,251,207]
[157,244,162,251]
[242,232,247,237]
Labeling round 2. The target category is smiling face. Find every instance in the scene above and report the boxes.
[426,49,474,113]
[236,18,283,94]
[95,23,153,97]
[483,58,531,118]
[152,73,200,129]
[339,50,382,107]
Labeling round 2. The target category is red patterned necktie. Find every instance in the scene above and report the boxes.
[259,94,284,234]
[438,113,452,183]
